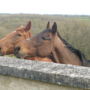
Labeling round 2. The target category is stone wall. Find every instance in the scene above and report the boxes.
[0,56,90,89]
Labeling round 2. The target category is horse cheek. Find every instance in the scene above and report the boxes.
[38,45,52,57]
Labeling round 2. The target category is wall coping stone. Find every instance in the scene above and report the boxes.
[0,56,90,89]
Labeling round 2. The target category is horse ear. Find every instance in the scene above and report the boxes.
[52,22,57,34]
[24,21,31,32]
[46,22,50,29]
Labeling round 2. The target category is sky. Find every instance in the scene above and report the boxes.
[0,0,90,15]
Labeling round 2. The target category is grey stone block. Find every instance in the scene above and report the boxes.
[0,56,90,89]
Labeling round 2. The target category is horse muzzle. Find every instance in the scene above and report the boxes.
[0,48,3,56]
[14,47,21,57]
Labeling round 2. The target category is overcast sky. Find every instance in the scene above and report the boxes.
[0,0,90,15]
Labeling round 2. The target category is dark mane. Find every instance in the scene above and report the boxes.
[57,32,87,65]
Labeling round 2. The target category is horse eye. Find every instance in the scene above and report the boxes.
[17,34,21,36]
[42,36,51,40]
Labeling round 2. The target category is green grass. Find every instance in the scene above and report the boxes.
[0,14,90,59]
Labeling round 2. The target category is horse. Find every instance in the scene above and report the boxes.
[0,21,32,55]
[14,22,90,66]
[0,21,52,62]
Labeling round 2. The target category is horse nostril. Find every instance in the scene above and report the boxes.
[0,48,3,56]
[14,47,20,55]
[16,47,20,51]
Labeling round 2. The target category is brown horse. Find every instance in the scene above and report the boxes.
[0,21,32,55]
[14,22,90,66]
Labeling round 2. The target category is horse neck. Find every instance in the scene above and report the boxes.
[0,31,16,41]
[53,35,82,66]
[0,32,14,43]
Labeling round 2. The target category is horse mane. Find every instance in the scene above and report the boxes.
[57,31,87,65]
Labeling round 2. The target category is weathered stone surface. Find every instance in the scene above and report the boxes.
[0,56,90,89]
[0,75,82,90]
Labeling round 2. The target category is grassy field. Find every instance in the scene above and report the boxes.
[0,14,90,59]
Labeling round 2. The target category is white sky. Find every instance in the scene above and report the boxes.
[0,0,90,15]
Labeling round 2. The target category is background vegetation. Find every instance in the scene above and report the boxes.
[0,14,90,59]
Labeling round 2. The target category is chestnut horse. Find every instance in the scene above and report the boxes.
[0,21,32,55]
[14,22,90,66]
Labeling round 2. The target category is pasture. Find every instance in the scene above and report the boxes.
[0,14,90,59]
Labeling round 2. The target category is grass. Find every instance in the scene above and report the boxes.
[0,14,90,59]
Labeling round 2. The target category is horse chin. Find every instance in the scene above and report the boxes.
[15,54,23,59]
[0,51,5,56]
[15,55,21,58]
[0,53,4,56]
[15,53,31,59]
[24,56,33,60]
